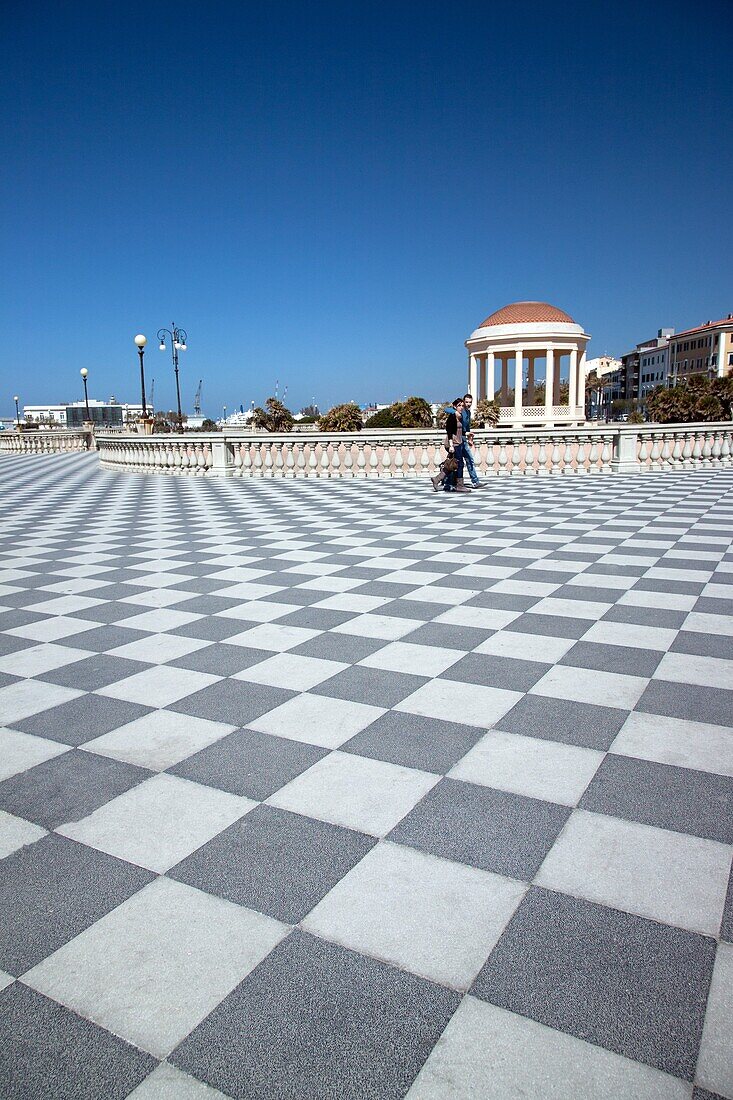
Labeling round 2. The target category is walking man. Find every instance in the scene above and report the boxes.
[461,394,484,488]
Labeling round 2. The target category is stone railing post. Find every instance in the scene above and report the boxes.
[611,428,640,474]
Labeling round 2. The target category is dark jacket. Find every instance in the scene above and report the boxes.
[445,411,459,439]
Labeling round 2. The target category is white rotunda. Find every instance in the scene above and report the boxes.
[466,301,591,427]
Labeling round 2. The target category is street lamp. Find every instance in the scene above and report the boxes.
[80,368,91,421]
[13,395,20,428]
[134,334,148,416]
[157,323,187,429]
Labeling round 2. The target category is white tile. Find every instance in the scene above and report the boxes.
[313,593,389,613]
[454,564,518,579]
[489,579,560,597]
[618,589,698,612]
[235,653,348,691]
[225,623,321,651]
[120,589,196,609]
[360,642,463,677]
[375,570,443,587]
[0,810,47,859]
[535,810,731,936]
[22,877,286,1058]
[530,665,647,709]
[108,634,210,664]
[119,608,203,632]
[0,726,70,781]
[210,583,285,603]
[58,773,254,872]
[696,943,733,1099]
[127,1062,230,1098]
[268,751,438,836]
[332,614,422,640]
[303,842,526,989]
[581,620,676,651]
[250,693,385,748]
[529,597,612,621]
[474,631,574,663]
[83,711,236,770]
[522,558,590,574]
[285,562,344,576]
[565,572,637,590]
[407,997,690,1100]
[433,606,520,631]
[0,681,82,725]
[0,971,14,993]
[400,586,479,605]
[450,731,603,806]
[97,666,220,707]
[0,643,91,678]
[645,566,713,584]
[610,712,733,777]
[207,566,273,581]
[702,582,733,600]
[295,575,365,592]
[654,651,733,690]
[27,595,104,616]
[683,611,733,637]
[395,678,521,729]
[6,616,99,642]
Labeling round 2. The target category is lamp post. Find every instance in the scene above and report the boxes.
[80,368,91,421]
[13,395,20,428]
[134,335,148,416]
[157,323,187,429]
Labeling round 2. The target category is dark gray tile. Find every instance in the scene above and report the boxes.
[508,613,591,639]
[580,754,733,843]
[170,804,374,922]
[553,584,627,604]
[169,643,270,676]
[403,622,491,650]
[0,589,61,608]
[464,591,538,612]
[169,615,251,641]
[377,600,445,622]
[670,631,733,661]
[265,587,330,606]
[13,694,151,746]
[472,887,715,1080]
[0,834,154,974]
[693,1088,729,1100]
[496,694,627,749]
[166,594,243,615]
[169,679,295,725]
[290,632,386,662]
[638,680,733,728]
[313,666,427,707]
[342,710,484,774]
[693,596,733,616]
[275,607,354,630]
[721,861,733,943]
[0,609,50,631]
[388,777,570,879]
[0,634,34,657]
[441,653,549,691]
[37,654,151,691]
[0,750,150,829]
[65,601,146,624]
[171,930,460,1099]
[561,641,663,677]
[602,604,687,629]
[634,577,705,596]
[54,625,151,652]
[0,984,155,1099]
[170,729,328,799]
[353,581,417,598]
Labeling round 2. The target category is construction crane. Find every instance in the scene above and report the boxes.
[193,380,202,417]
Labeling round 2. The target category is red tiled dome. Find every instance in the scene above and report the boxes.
[479,301,575,327]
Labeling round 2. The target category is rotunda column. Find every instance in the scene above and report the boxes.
[569,348,578,411]
[545,347,555,413]
[514,348,523,420]
[486,352,495,400]
[469,354,479,400]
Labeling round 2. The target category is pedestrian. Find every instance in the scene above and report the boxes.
[461,393,484,488]
[431,398,471,492]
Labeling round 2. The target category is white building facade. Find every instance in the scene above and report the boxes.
[23,399,146,426]
[466,301,590,427]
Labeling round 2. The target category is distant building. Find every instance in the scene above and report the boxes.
[668,314,733,384]
[639,329,674,399]
[23,398,147,427]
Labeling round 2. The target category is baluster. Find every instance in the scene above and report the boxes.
[232,442,243,476]
[320,443,331,478]
[380,441,392,478]
[307,443,318,477]
[419,443,430,478]
[510,440,522,475]
[368,443,379,478]
[284,442,295,477]
[274,442,285,477]
[343,441,354,477]
[691,432,704,465]
[394,443,404,478]
[563,437,574,473]
[433,443,443,473]
[356,442,367,478]
[550,438,562,474]
[497,440,508,475]
[331,443,341,477]
[292,441,304,478]
[537,437,549,474]
[638,436,649,467]
[254,442,264,476]
[600,435,613,472]
[719,431,731,465]
[264,443,274,477]
[671,433,683,467]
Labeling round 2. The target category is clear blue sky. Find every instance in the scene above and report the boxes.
[3,0,731,417]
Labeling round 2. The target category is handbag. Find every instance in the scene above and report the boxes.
[442,453,458,473]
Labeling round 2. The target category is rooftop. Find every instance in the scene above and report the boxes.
[1,453,732,1097]
[478,301,576,327]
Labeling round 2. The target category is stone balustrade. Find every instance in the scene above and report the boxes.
[91,422,733,478]
[0,430,93,455]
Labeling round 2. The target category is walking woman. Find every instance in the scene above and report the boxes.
[432,398,472,492]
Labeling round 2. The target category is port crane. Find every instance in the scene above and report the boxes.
[193,380,202,417]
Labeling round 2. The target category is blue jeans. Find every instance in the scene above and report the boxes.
[463,441,480,486]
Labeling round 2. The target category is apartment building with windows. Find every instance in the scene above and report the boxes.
[668,315,733,384]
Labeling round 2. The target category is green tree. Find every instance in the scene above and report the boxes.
[318,403,363,431]
[474,397,500,427]
[391,396,434,428]
[645,377,732,424]
[366,408,400,428]
[252,397,294,432]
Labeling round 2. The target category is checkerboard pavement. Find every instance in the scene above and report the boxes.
[1,451,732,1099]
